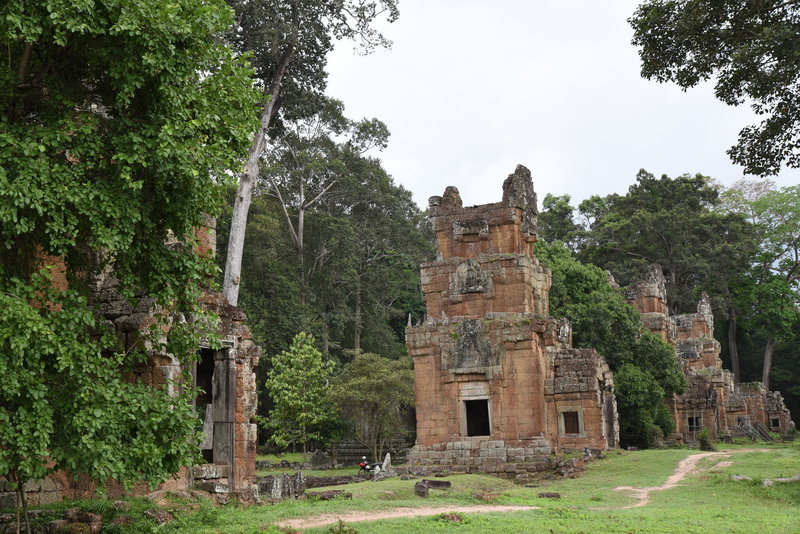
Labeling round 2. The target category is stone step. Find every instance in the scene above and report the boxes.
[194,479,229,494]
[193,463,229,480]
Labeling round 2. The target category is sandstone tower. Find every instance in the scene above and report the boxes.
[626,264,794,442]
[406,165,618,474]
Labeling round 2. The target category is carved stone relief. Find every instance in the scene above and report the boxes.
[450,259,492,295]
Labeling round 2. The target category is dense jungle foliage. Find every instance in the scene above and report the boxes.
[538,172,800,421]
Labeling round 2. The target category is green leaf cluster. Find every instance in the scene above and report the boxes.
[579,170,754,314]
[329,351,415,461]
[0,0,260,494]
[537,241,686,446]
[264,332,336,454]
[0,272,201,489]
[630,0,800,176]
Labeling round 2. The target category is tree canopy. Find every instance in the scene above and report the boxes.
[537,241,686,446]
[630,0,800,175]
[329,352,415,461]
[719,181,800,390]
[577,170,755,314]
[221,0,399,305]
[0,0,259,515]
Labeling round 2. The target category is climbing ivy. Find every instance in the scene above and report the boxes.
[0,0,259,506]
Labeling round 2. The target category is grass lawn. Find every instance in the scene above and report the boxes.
[256,452,306,464]
[257,466,359,477]
[15,443,800,533]
[255,452,363,477]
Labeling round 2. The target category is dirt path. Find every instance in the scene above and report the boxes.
[276,505,539,530]
[612,448,769,508]
[277,448,769,529]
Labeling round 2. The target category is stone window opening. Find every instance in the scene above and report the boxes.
[770,418,781,430]
[687,416,702,432]
[557,407,585,437]
[563,411,580,434]
[464,399,491,437]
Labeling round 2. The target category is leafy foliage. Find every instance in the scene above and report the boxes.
[579,170,755,314]
[329,352,415,460]
[265,333,337,454]
[220,0,399,305]
[537,241,686,445]
[719,181,800,390]
[630,0,800,175]
[538,193,581,249]
[226,0,399,133]
[0,0,258,499]
[219,103,431,364]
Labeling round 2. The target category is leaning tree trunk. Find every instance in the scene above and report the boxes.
[728,305,740,382]
[222,46,295,307]
[762,335,775,390]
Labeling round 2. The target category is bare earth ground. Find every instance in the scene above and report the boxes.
[611,448,770,509]
[277,448,769,529]
[277,505,539,530]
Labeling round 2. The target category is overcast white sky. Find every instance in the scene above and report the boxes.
[324,0,800,211]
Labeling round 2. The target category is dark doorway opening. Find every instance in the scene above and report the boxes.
[196,348,215,463]
[465,399,490,436]
[562,411,580,434]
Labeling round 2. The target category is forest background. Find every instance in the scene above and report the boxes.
[2,1,799,505]
[211,0,800,452]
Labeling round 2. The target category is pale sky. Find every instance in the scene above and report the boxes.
[325,1,800,211]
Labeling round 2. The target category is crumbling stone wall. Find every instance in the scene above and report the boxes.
[407,165,618,475]
[1,222,261,507]
[626,266,795,441]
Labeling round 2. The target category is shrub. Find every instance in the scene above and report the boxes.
[698,428,716,451]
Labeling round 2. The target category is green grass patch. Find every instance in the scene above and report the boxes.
[255,451,306,464]
[256,466,358,477]
[19,444,800,533]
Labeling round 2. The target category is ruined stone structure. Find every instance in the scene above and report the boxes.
[626,264,794,442]
[406,166,618,474]
[1,222,260,508]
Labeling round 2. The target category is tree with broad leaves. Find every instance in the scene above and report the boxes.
[630,0,800,176]
[265,332,336,457]
[222,0,399,306]
[721,181,800,388]
[538,193,581,249]
[579,170,755,315]
[537,241,686,447]
[329,351,415,461]
[0,0,259,530]
[258,97,389,282]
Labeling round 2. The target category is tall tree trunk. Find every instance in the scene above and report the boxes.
[354,277,362,352]
[321,312,330,358]
[762,334,775,390]
[297,181,305,277]
[222,46,295,306]
[728,305,740,382]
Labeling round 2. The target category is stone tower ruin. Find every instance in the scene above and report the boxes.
[406,165,618,474]
[626,264,794,442]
